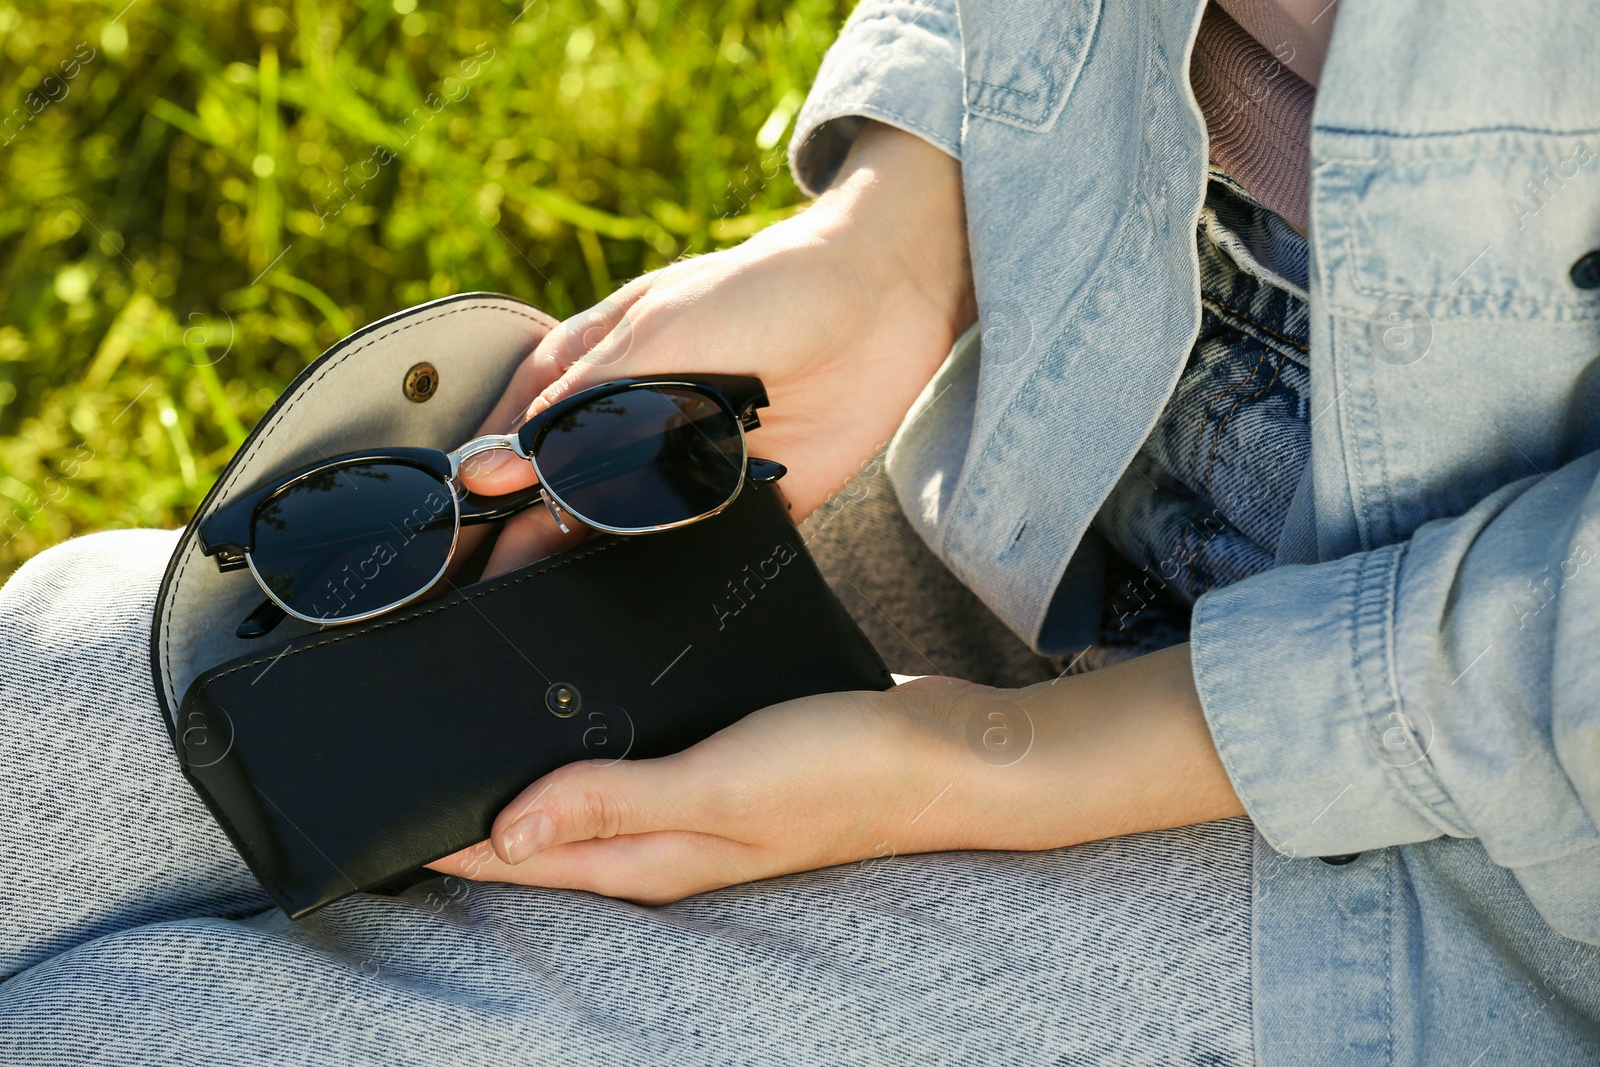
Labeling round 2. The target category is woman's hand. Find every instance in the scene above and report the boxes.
[429,646,1246,904]
[456,122,975,578]
[431,681,974,905]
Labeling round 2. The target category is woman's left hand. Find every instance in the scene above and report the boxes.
[428,678,992,904]
[429,647,1246,904]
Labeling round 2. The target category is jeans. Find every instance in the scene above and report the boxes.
[1093,176,1312,655]
[0,529,1256,1065]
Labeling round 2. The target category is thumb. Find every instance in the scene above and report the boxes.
[490,755,693,866]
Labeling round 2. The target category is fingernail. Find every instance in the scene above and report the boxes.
[499,811,556,865]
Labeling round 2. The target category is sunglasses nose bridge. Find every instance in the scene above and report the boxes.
[447,433,531,479]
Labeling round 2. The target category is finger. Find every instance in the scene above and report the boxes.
[474,346,554,438]
[479,506,591,581]
[465,282,653,488]
[475,280,648,434]
[487,755,701,866]
[529,278,650,389]
[429,830,758,906]
[520,289,660,425]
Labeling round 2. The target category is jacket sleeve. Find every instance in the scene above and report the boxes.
[1191,449,1600,945]
[788,0,965,196]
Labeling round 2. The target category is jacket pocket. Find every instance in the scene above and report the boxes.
[1313,128,1600,322]
[961,0,1102,132]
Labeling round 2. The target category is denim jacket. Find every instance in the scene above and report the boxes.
[790,0,1600,1062]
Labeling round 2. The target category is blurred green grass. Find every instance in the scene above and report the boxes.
[0,0,842,576]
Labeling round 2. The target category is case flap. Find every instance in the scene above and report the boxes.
[151,293,558,730]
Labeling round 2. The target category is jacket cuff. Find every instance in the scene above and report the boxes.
[1190,543,1470,858]
[789,0,964,196]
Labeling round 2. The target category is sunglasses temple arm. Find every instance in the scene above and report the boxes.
[459,483,571,533]
[236,597,288,640]
[747,457,786,484]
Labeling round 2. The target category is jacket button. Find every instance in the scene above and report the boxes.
[1571,251,1600,290]
[1320,853,1362,866]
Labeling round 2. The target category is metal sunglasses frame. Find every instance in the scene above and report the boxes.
[198,374,778,636]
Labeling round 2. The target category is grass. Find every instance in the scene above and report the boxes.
[0,0,844,576]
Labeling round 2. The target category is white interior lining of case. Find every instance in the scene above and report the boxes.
[153,293,557,723]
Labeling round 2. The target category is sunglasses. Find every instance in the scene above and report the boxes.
[199,374,782,640]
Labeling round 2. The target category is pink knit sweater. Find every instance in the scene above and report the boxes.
[1189,0,1336,232]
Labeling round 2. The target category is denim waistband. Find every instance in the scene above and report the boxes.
[1092,176,1311,650]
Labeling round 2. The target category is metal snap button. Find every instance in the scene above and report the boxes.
[403,362,439,402]
[545,682,581,718]
[1320,853,1362,866]
[1570,250,1600,290]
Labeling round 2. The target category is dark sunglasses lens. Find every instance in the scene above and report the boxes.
[249,461,456,622]
[536,386,744,530]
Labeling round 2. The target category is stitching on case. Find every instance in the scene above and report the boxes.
[239,303,554,481]
[160,300,553,710]
[195,537,625,684]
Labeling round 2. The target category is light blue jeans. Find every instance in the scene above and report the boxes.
[0,532,1256,1064]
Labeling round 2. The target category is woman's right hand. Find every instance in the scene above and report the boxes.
[463,122,976,579]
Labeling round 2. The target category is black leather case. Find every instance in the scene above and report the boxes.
[175,483,889,918]
[149,294,891,919]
